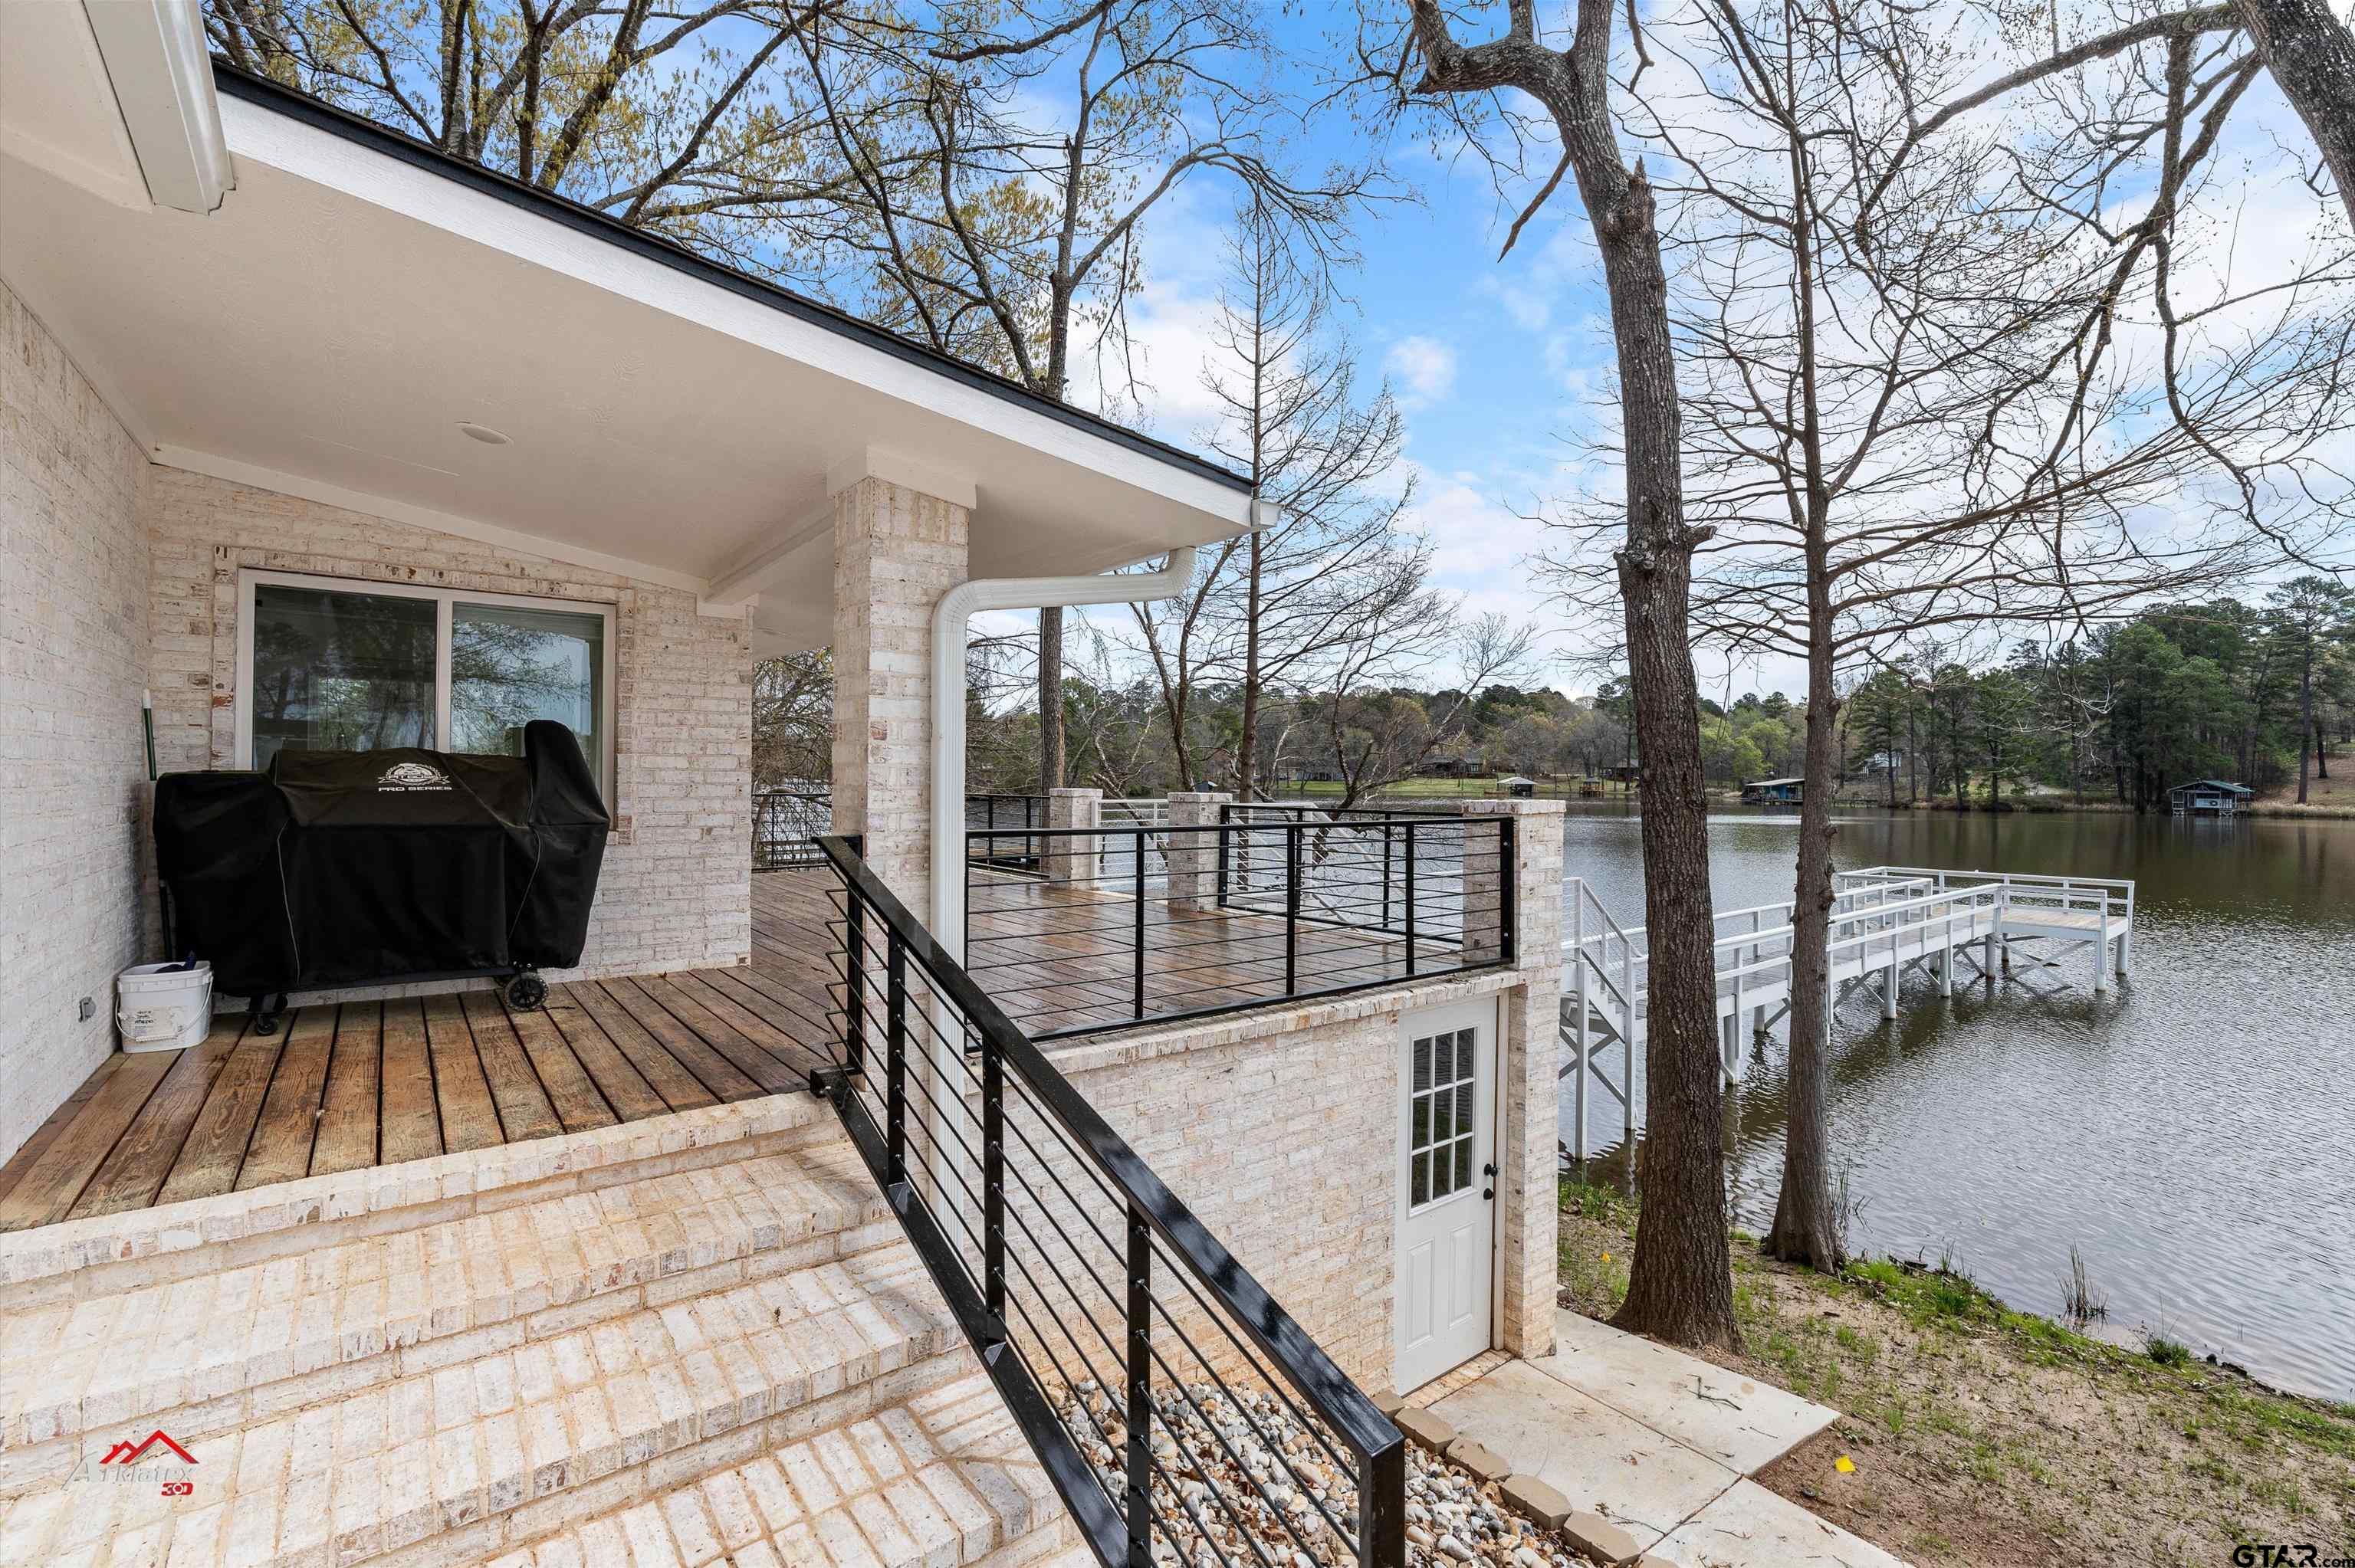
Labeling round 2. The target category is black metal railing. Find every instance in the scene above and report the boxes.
[813,835,1405,1568]
[967,793,1051,871]
[963,813,1513,1041]
[753,789,832,869]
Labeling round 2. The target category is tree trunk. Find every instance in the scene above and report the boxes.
[1038,607,1066,797]
[2234,0,2355,230]
[1236,533,1264,799]
[1570,153,1736,1352]
[1767,589,1843,1269]
[2298,647,2314,803]
[1407,0,1735,1348]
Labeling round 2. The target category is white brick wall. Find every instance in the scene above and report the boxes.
[0,279,152,1166]
[144,467,754,994]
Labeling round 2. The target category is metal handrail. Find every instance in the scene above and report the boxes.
[813,835,1406,1568]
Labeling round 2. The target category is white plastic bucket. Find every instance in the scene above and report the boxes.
[117,961,213,1053]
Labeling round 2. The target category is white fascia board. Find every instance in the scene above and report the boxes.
[83,0,232,214]
[214,94,1254,530]
[156,446,713,595]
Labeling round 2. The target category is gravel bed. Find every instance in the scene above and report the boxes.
[1054,1379,1598,1568]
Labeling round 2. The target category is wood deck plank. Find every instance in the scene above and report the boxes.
[504,999,620,1133]
[458,992,565,1143]
[377,999,444,1165]
[0,1052,121,1215]
[66,1025,243,1220]
[600,980,764,1101]
[633,975,806,1094]
[562,982,724,1112]
[309,1002,383,1176]
[0,1050,178,1231]
[236,1005,337,1189]
[424,993,504,1153]
[678,970,828,1064]
[155,1023,285,1206]
[542,986,676,1121]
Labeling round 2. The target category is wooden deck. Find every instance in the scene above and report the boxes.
[0,864,1427,1232]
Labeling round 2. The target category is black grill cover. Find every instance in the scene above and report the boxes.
[154,720,609,996]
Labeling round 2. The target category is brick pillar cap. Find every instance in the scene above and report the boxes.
[1460,798,1569,815]
[1047,787,1102,799]
[1168,790,1233,802]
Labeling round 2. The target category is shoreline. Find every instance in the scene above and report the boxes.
[1555,1180,2355,1564]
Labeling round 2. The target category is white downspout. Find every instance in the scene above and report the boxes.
[928,546,1199,961]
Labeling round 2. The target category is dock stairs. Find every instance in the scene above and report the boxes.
[0,1102,1088,1568]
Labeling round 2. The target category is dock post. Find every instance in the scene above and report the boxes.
[1721,1012,1740,1083]
[1883,938,1900,1019]
[2094,901,2110,994]
[1572,1021,1590,1163]
[1982,930,1997,983]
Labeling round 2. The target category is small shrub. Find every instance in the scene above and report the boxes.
[2146,1334,2192,1368]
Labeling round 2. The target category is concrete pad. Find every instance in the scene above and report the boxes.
[1528,1309,1838,1475]
[1647,1479,1911,1566]
[1431,1360,1738,1550]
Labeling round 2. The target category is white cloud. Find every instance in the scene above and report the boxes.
[1384,336,1458,408]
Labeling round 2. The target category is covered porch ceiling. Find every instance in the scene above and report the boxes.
[0,6,1253,656]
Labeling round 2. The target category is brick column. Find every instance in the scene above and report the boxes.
[829,474,970,910]
[1461,798,1567,1360]
[1045,789,1101,886]
[1164,792,1230,912]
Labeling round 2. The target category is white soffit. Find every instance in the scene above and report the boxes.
[0,66,1250,649]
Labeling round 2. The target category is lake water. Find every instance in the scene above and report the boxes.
[1555,805,2355,1401]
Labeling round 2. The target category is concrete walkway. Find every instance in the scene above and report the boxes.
[1420,1310,1908,1566]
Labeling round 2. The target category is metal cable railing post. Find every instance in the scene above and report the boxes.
[1134,826,1148,1022]
[1501,819,1517,964]
[1285,823,1302,994]
[984,1025,1007,1337]
[846,894,867,1077]
[886,931,908,1185]
[1382,823,1393,933]
[1404,820,1417,978]
[1125,1206,1152,1568]
[1216,809,1230,909]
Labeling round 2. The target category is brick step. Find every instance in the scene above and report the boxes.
[486,1372,1076,1568]
[0,1135,894,1479]
[0,1240,973,1568]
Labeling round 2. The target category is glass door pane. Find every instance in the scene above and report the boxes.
[250,584,438,766]
[451,602,606,784]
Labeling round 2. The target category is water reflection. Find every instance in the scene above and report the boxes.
[1557,805,2355,1400]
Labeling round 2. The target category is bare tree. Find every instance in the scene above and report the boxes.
[1125,197,1432,795]
[204,0,897,276]
[1555,0,2353,1268]
[811,0,1371,800]
[1372,0,1739,1349]
[1313,614,1539,806]
[753,649,835,789]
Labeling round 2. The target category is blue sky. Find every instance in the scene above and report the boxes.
[1051,32,1637,700]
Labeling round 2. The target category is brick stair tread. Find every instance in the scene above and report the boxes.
[0,1137,891,1453]
[0,1242,967,1568]
[484,1373,1070,1568]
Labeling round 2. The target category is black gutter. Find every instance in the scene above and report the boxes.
[208,62,1252,497]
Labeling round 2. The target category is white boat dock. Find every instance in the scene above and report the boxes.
[1561,865,2136,1159]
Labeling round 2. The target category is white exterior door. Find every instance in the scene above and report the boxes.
[1394,998,1497,1393]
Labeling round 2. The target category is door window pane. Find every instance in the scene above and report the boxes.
[451,602,605,783]
[250,584,436,766]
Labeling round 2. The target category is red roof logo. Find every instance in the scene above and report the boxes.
[100,1431,197,1465]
